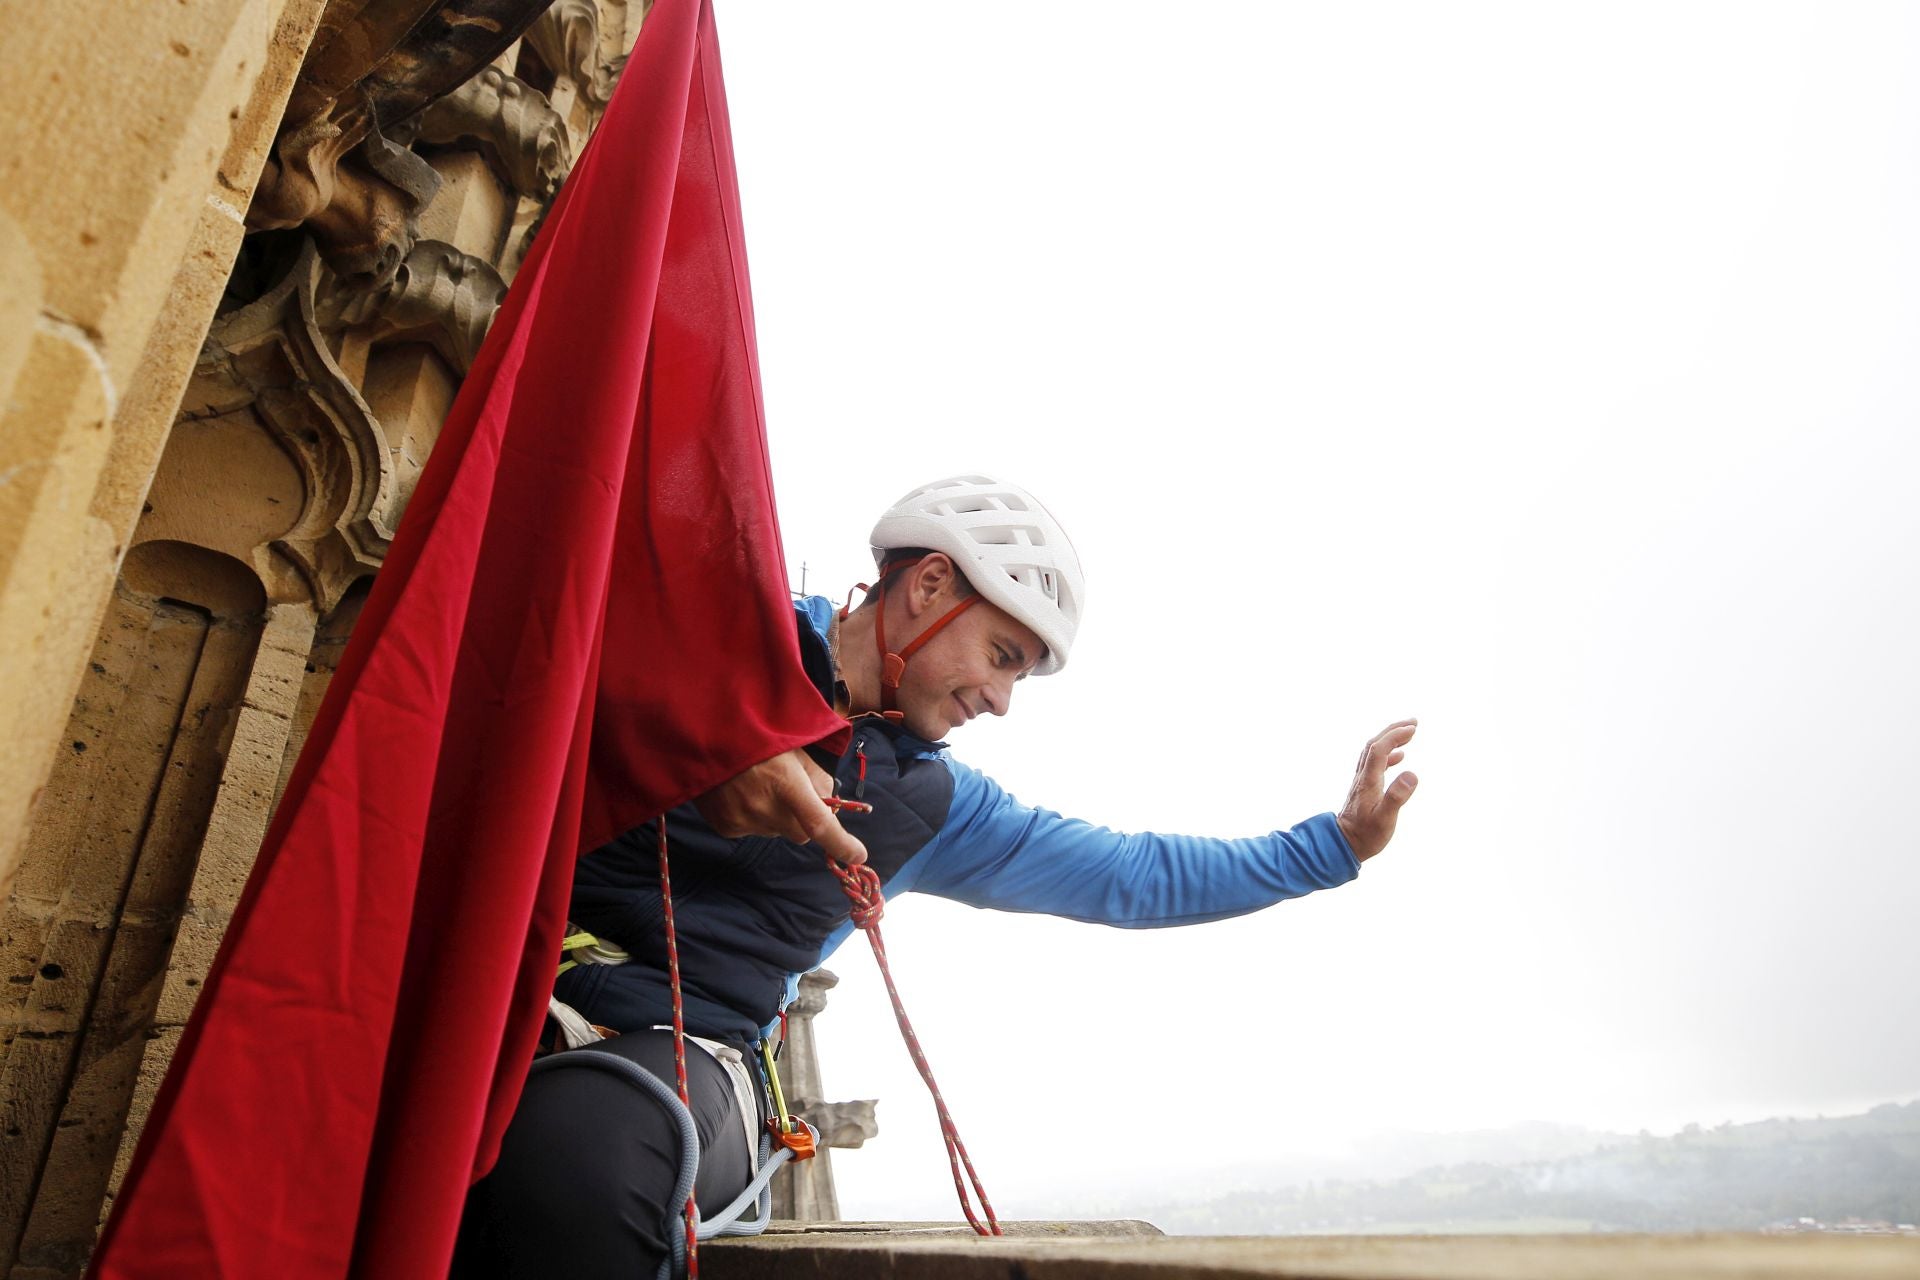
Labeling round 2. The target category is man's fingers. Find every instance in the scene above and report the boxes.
[815,817,869,868]
[793,796,868,866]
[776,767,868,866]
[1358,720,1419,788]
[1385,770,1419,808]
[801,754,837,800]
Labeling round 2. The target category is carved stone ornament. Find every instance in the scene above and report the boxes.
[250,0,561,285]
[314,238,507,373]
[791,967,839,1018]
[407,65,572,199]
[794,1097,880,1150]
[525,0,626,108]
[190,241,402,613]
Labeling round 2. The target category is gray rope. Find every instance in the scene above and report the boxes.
[527,1047,817,1276]
[528,1048,697,1280]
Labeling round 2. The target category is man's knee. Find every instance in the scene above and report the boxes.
[465,1046,696,1274]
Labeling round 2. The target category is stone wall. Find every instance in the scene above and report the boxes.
[0,4,648,1273]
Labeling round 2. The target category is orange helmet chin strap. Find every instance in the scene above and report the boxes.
[843,561,982,720]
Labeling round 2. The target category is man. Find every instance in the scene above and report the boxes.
[452,475,1418,1278]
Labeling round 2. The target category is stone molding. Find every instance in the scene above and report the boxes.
[195,240,397,613]
[526,0,626,109]
[249,0,559,285]
[315,237,508,374]
[408,64,573,200]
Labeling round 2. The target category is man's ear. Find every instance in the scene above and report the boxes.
[903,553,957,617]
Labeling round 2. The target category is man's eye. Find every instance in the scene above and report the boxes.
[994,648,1010,666]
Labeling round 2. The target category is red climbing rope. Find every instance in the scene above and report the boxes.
[656,816,700,1276]
[657,801,1000,1261]
[826,858,1003,1237]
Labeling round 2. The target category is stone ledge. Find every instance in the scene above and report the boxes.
[758,1220,1163,1240]
[703,1228,1920,1280]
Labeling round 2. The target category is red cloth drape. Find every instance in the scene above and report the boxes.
[90,2,844,1273]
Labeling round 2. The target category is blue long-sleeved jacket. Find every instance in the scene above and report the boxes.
[558,596,1359,1045]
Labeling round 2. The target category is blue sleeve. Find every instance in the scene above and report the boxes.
[897,757,1361,927]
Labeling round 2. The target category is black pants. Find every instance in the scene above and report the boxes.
[450,1031,756,1279]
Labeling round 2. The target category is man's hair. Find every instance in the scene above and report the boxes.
[859,548,973,608]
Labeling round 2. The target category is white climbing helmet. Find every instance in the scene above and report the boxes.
[868,475,1086,676]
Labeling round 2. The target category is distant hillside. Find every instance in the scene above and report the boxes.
[1143,1101,1920,1235]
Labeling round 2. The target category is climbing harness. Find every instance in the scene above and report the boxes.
[539,817,821,1280]
[545,749,1002,1278]
[525,1047,808,1280]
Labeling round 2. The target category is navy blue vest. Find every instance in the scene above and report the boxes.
[558,617,955,1046]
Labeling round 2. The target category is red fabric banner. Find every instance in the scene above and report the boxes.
[91,1,844,1273]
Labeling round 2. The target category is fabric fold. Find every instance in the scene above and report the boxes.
[91,2,844,1275]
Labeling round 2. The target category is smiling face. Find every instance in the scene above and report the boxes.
[892,595,1044,740]
[867,553,1045,740]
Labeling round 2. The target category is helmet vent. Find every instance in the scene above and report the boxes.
[944,493,1028,515]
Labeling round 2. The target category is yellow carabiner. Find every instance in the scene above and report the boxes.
[758,1037,794,1135]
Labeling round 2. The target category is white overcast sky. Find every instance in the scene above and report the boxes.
[715,1,1920,1219]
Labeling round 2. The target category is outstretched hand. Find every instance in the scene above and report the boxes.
[1337,719,1419,863]
[693,747,869,867]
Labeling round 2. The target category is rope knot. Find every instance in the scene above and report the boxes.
[832,861,886,929]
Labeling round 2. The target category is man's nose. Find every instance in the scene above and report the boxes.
[983,675,1015,717]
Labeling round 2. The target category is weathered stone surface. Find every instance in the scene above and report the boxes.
[0,213,39,437]
[110,602,314,1211]
[270,585,367,812]
[195,239,401,612]
[411,66,571,200]
[361,343,458,496]
[0,329,120,903]
[0,558,264,1276]
[702,1230,1920,1280]
[155,602,315,1030]
[316,239,507,375]
[797,1099,879,1150]
[0,0,287,383]
[415,151,516,265]
[525,0,623,111]
[0,0,328,905]
[250,0,561,286]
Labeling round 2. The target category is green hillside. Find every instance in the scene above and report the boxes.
[1146,1101,1920,1235]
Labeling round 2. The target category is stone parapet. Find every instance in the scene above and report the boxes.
[704,1227,1920,1280]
